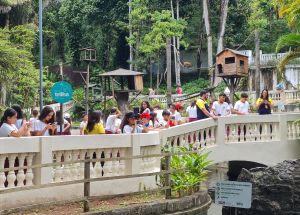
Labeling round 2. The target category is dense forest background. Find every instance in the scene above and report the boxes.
[0,0,293,110]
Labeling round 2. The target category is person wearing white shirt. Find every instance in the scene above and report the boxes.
[212,93,231,116]
[0,108,30,137]
[105,108,122,134]
[169,104,182,124]
[186,101,197,122]
[234,93,250,115]
[153,105,164,124]
[79,114,88,135]
[32,106,56,136]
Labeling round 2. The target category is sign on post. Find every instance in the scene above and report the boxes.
[51,81,73,104]
[215,181,252,209]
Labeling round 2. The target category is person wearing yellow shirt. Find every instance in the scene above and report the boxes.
[84,111,105,135]
[196,90,218,120]
[256,89,273,115]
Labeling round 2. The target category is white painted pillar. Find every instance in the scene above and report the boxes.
[34,137,53,185]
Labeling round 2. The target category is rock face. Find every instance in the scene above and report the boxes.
[232,159,300,215]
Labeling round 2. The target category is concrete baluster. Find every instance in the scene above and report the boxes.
[16,154,26,187]
[119,148,126,175]
[0,155,7,189]
[211,127,216,144]
[79,150,86,179]
[25,153,34,186]
[7,154,17,188]
[71,150,79,180]
[103,149,112,176]
[94,149,103,178]
[205,128,211,146]
[88,150,95,178]
[111,148,119,176]
[200,129,205,147]
[63,151,72,181]
[54,151,63,182]
[179,134,185,147]
[194,131,200,149]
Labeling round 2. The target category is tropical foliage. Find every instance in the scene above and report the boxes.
[170,146,212,197]
[274,0,300,82]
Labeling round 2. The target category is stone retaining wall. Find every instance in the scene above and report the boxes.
[86,191,211,215]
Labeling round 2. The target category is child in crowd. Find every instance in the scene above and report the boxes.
[162,110,176,128]
[0,108,30,137]
[55,110,71,135]
[84,111,105,135]
[211,93,231,117]
[30,108,39,126]
[120,112,148,134]
[32,106,56,136]
[169,104,182,125]
[79,113,88,135]
[140,101,152,114]
[150,112,162,128]
[140,112,153,128]
[186,100,197,122]
[234,93,250,115]
[153,105,164,124]
[105,108,122,134]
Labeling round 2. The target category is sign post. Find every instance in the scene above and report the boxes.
[51,81,73,135]
[215,181,252,209]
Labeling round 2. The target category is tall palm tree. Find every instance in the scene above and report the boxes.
[274,0,300,82]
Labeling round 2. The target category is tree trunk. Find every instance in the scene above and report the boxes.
[176,0,181,87]
[214,0,229,86]
[171,0,179,86]
[166,38,172,104]
[129,0,133,70]
[149,59,153,89]
[0,83,7,106]
[203,0,213,86]
[255,29,261,99]
[217,0,229,53]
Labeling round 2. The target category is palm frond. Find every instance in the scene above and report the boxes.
[277,51,300,82]
[276,33,300,52]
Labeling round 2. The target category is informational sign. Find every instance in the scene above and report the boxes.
[51,81,73,104]
[215,181,252,209]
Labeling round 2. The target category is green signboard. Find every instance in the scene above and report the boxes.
[51,81,73,103]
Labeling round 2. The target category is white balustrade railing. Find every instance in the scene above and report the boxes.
[0,113,299,210]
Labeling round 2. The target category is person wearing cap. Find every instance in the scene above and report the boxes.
[196,90,218,120]
[63,112,72,135]
[169,104,182,125]
[120,112,149,134]
[140,112,153,128]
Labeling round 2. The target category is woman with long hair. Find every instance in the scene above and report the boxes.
[120,112,148,134]
[140,101,152,114]
[0,108,30,137]
[55,110,71,135]
[11,104,25,129]
[186,100,197,122]
[256,89,273,115]
[84,111,105,135]
[32,106,56,136]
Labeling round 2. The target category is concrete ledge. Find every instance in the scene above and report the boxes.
[86,191,211,215]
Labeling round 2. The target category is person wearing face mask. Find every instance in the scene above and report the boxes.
[196,90,218,120]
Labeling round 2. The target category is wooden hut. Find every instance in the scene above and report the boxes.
[99,68,144,113]
[216,49,249,77]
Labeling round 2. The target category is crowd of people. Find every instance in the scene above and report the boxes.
[0,89,273,137]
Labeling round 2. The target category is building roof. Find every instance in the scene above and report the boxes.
[216,48,248,57]
[99,68,144,77]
